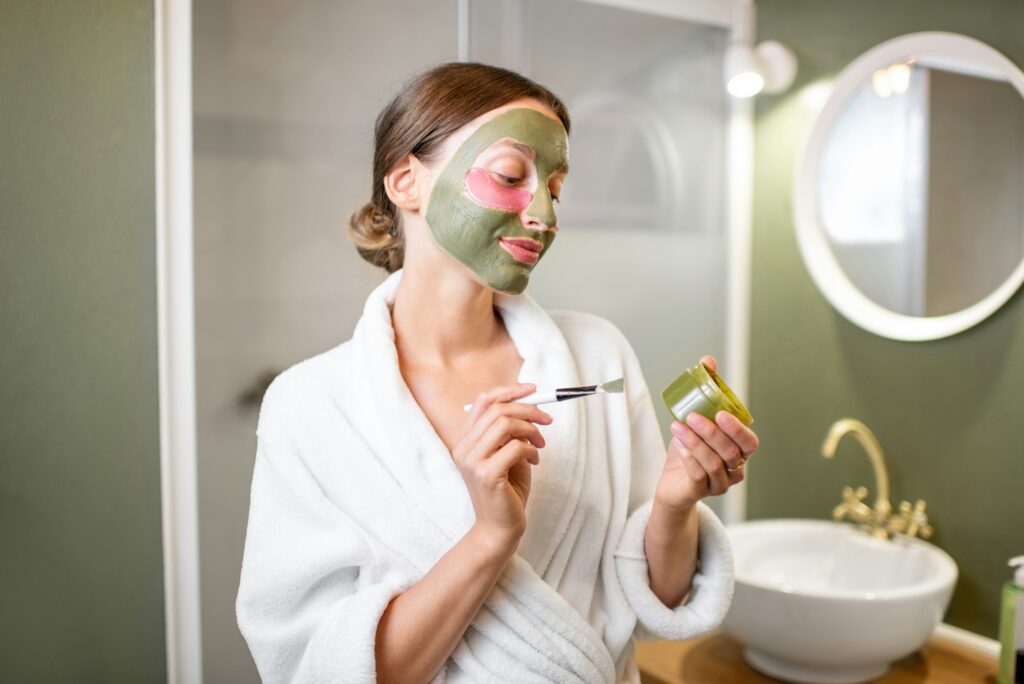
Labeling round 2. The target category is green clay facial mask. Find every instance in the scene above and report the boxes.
[424,108,569,294]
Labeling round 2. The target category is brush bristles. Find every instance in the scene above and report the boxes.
[600,378,624,394]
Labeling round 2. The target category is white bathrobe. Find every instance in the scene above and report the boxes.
[236,268,734,684]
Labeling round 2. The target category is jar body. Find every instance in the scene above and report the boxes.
[661,362,753,426]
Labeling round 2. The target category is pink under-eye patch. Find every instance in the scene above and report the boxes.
[464,167,533,212]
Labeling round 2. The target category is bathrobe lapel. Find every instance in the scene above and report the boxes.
[346,269,615,683]
[356,268,588,576]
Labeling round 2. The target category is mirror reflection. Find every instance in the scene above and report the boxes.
[818,56,1024,317]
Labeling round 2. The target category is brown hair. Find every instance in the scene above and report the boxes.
[347,62,571,273]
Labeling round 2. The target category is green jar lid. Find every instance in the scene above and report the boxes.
[701,362,753,425]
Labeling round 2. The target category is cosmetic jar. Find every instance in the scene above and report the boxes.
[661,361,754,426]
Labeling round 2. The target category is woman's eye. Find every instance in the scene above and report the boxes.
[491,172,523,186]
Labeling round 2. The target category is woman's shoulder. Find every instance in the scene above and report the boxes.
[545,309,634,357]
[256,341,356,430]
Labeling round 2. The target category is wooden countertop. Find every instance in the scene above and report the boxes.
[636,632,999,684]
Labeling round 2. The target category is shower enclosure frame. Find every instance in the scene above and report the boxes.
[154,0,755,681]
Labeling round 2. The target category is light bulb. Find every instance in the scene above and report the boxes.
[723,39,796,98]
[728,71,765,98]
[871,68,893,98]
[724,42,765,98]
[888,63,911,94]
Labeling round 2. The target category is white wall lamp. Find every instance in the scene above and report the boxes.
[724,0,797,98]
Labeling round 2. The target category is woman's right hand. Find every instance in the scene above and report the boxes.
[453,383,553,555]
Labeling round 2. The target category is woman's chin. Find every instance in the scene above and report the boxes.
[488,274,530,295]
[438,247,539,295]
[478,266,533,295]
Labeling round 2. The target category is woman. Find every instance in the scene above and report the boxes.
[236,62,759,684]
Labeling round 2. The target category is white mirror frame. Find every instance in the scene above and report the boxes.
[794,32,1024,341]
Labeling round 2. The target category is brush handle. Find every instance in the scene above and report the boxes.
[463,391,554,412]
[462,386,598,412]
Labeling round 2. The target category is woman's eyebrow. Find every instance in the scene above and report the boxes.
[491,139,568,172]
[492,140,536,159]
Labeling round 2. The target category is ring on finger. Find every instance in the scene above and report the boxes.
[726,458,746,473]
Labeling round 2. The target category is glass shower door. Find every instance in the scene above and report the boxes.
[192,2,459,681]
[470,0,732,451]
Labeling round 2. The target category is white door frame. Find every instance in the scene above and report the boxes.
[154,1,753,681]
[156,1,203,682]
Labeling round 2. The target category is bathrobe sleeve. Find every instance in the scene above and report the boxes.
[236,378,415,684]
[610,333,735,643]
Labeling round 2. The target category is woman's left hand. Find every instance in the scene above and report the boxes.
[654,354,760,514]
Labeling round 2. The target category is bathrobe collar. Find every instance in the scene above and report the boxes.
[351,267,588,577]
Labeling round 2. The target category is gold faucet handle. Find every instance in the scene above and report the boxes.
[909,499,933,539]
[889,499,932,539]
[844,485,868,503]
[833,486,871,522]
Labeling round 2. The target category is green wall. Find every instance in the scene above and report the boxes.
[749,0,1024,638]
[0,2,166,680]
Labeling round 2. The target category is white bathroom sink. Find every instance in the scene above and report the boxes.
[722,519,958,684]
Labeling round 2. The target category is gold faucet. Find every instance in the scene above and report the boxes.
[821,419,932,541]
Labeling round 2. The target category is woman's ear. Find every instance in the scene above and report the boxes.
[383,153,423,212]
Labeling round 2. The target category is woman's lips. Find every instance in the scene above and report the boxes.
[499,237,542,264]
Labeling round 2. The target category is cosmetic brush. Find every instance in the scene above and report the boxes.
[463,378,624,412]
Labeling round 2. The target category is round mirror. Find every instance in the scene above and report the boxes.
[794,32,1024,340]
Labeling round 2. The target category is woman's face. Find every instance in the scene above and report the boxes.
[422,102,569,294]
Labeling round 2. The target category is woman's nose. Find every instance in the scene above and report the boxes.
[520,188,558,232]
[522,214,556,232]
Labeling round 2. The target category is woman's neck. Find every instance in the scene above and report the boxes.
[391,261,505,369]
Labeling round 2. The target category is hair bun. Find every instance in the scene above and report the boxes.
[347,201,404,273]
